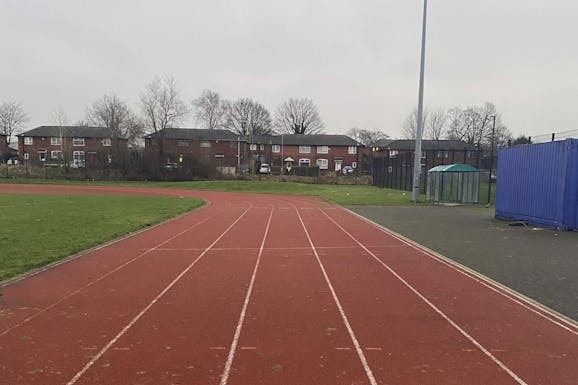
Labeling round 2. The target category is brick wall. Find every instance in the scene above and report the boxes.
[0,135,7,161]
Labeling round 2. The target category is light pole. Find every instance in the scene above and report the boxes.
[487,115,496,204]
[412,0,428,203]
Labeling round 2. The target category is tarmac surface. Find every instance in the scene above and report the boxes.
[348,205,578,321]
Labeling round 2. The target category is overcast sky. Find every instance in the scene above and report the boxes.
[1,0,577,138]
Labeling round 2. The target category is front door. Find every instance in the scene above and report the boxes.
[334,159,343,172]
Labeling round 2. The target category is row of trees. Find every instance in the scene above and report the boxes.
[401,102,512,150]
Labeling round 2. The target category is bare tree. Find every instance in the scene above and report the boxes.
[347,127,389,146]
[0,101,29,146]
[51,106,69,169]
[425,108,446,140]
[87,94,144,146]
[401,107,429,139]
[140,76,189,167]
[225,98,272,136]
[446,102,498,147]
[193,89,228,129]
[274,97,324,135]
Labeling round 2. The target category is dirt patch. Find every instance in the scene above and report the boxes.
[348,205,578,321]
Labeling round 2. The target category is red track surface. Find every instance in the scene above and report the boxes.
[1,184,577,385]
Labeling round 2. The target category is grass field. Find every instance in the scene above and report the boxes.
[0,194,203,281]
[0,179,424,206]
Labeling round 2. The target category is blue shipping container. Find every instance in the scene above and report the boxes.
[495,139,578,230]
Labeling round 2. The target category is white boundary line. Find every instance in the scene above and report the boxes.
[66,204,252,385]
[220,206,274,385]
[320,209,529,385]
[0,202,228,338]
[339,207,578,334]
[295,207,378,385]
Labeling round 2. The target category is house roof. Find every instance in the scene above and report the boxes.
[144,128,239,141]
[18,126,126,139]
[378,139,477,151]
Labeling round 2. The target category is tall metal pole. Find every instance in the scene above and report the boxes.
[487,115,496,204]
[411,0,428,203]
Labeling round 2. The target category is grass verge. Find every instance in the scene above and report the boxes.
[0,193,203,281]
[0,178,424,206]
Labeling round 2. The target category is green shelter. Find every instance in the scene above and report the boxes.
[427,163,480,204]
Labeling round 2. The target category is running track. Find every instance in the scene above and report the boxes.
[0,184,577,385]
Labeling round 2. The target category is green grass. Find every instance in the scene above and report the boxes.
[0,178,424,206]
[0,194,203,281]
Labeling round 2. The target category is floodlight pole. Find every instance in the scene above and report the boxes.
[487,115,496,204]
[412,0,428,203]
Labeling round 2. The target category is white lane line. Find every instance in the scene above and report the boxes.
[66,205,252,385]
[219,207,274,385]
[340,207,578,335]
[321,209,529,385]
[295,208,378,385]
[0,205,230,338]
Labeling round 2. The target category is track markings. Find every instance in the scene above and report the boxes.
[65,205,252,385]
[219,207,274,385]
[341,207,578,335]
[320,209,529,385]
[0,206,231,338]
[295,207,378,385]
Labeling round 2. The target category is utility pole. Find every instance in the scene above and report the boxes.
[487,115,496,204]
[412,0,428,203]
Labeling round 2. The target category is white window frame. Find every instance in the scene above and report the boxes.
[73,150,85,167]
[299,145,311,154]
[50,150,63,160]
[200,141,211,148]
[51,137,61,145]
[272,144,281,153]
[317,145,329,154]
[73,137,85,146]
[389,150,398,158]
[24,137,33,145]
[38,150,47,162]
[299,158,310,166]
[352,161,357,169]
[24,153,29,160]
[102,138,112,147]
[348,146,357,154]
[316,158,328,169]
[249,144,257,151]
[215,154,225,158]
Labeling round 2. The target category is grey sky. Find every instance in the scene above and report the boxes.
[2,0,577,138]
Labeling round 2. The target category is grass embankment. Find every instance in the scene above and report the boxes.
[0,179,423,206]
[0,194,203,281]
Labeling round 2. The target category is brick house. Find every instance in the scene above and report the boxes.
[17,126,128,167]
[372,139,480,169]
[0,134,7,163]
[144,128,367,175]
[144,128,240,174]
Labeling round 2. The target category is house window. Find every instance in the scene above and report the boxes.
[316,158,328,169]
[200,141,211,148]
[73,137,85,146]
[249,144,257,151]
[317,145,329,154]
[299,146,311,153]
[102,138,112,147]
[299,158,310,166]
[24,153,29,160]
[348,146,357,154]
[437,150,449,158]
[38,150,47,162]
[421,151,426,158]
[73,151,85,167]
[260,144,265,151]
[215,154,224,158]
[24,137,33,145]
[51,150,63,160]
[177,140,189,147]
[466,150,474,158]
[272,145,281,153]
[389,150,398,158]
[51,137,61,145]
